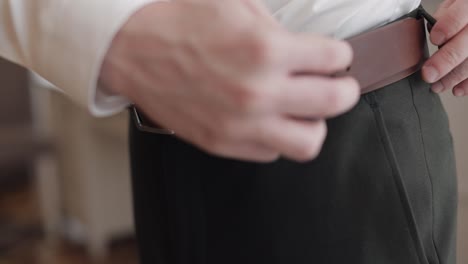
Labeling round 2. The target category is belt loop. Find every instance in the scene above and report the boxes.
[418,6,437,29]
[417,5,442,50]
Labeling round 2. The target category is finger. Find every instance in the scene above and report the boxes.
[431,0,468,45]
[431,59,468,93]
[258,118,327,162]
[205,140,281,163]
[275,76,360,118]
[174,114,282,163]
[433,0,457,18]
[278,33,354,74]
[453,78,468,97]
[423,26,468,83]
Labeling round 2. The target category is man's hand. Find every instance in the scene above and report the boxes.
[99,0,359,162]
[423,0,468,96]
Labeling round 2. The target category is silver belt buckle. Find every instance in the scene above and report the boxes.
[131,106,175,135]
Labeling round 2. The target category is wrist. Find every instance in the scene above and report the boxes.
[98,1,176,100]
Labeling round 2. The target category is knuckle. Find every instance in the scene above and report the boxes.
[325,89,342,111]
[314,121,327,143]
[243,33,276,65]
[325,80,352,110]
[439,78,451,91]
[440,46,463,68]
[440,78,452,91]
[455,81,468,90]
[348,76,360,89]
[295,144,321,161]
[295,123,327,161]
[197,127,221,151]
[228,82,253,105]
[268,152,282,162]
[323,49,341,70]
[443,75,456,89]
[323,41,353,70]
[231,83,267,113]
[448,66,465,84]
[217,119,240,140]
[257,152,281,163]
[205,138,225,156]
[347,78,361,103]
[339,41,354,66]
[320,78,359,116]
[444,12,464,35]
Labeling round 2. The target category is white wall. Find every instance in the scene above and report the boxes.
[423,0,468,197]
[441,95,468,197]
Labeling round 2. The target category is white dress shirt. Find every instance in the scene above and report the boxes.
[0,0,421,116]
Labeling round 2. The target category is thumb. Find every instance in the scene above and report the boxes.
[433,0,456,18]
[431,0,468,45]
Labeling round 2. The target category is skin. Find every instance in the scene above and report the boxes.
[99,0,360,163]
[423,0,468,96]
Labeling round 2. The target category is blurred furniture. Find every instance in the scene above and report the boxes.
[0,58,51,178]
[32,77,134,259]
[0,58,57,251]
[0,59,56,210]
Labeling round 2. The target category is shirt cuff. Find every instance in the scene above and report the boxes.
[35,0,160,117]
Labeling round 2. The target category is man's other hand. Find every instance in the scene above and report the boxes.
[423,0,468,96]
[99,0,359,163]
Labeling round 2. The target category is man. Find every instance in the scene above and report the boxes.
[0,0,467,263]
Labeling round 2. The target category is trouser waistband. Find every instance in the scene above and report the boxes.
[335,5,436,94]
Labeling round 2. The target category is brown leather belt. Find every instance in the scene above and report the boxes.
[339,16,428,94]
[131,6,437,134]
[338,5,439,94]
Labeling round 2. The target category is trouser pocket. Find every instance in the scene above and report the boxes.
[128,71,457,264]
[365,91,430,264]
[363,72,457,264]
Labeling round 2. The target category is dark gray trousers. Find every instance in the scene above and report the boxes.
[129,70,458,264]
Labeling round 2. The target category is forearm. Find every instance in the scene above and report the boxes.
[0,0,158,116]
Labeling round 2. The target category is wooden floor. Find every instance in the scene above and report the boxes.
[0,183,139,264]
[1,4,467,264]
[1,181,467,264]
[1,240,139,264]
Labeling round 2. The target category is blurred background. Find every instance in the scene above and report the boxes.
[0,0,466,263]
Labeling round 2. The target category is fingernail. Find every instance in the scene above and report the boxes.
[454,88,465,97]
[423,66,439,83]
[432,82,444,93]
[431,29,446,46]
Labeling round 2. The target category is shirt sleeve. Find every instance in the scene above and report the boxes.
[0,0,159,117]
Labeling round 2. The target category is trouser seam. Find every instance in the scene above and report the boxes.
[408,76,442,264]
[365,92,429,264]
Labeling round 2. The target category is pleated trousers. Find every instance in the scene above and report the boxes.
[129,68,458,264]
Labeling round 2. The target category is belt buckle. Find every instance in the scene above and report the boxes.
[131,106,175,135]
[130,6,439,135]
